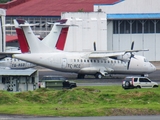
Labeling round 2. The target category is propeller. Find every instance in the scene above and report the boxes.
[93,42,96,51]
[127,41,136,69]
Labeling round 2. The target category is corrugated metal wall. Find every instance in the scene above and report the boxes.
[94,0,160,14]
[61,12,107,52]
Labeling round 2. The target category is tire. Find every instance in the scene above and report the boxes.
[153,85,158,88]
[95,73,102,79]
[70,85,73,89]
[125,81,130,87]
[77,74,85,79]
[136,86,141,89]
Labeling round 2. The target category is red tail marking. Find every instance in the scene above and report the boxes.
[56,27,68,50]
[16,28,29,53]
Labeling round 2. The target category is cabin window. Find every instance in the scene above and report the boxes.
[74,59,76,62]
[90,60,92,62]
[81,59,83,62]
[101,60,103,63]
[94,60,96,63]
[77,59,79,62]
[84,60,86,62]
[97,60,99,63]
[87,60,89,62]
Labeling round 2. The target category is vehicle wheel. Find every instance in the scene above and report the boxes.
[77,74,85,79]
[95,73,102,79]
[136,86,141,89]
[125,81,130,87]
[70,85,73,89]
[153,85,158,88]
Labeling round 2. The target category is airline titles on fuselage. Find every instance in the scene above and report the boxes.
[67,63,81,69]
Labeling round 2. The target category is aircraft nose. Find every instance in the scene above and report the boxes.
[150,63,156,72]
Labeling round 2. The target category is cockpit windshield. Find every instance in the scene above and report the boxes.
[144,58,149,62]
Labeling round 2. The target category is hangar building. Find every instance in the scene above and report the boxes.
[62,0,160,61]
[2,0,160,61]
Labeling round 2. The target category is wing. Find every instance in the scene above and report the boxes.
[89,49,149,58]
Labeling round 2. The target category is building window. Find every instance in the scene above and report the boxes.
[120,20,130,34]
[113,19,158,34]
[144,20,154,33]
[156,20,160,33]
[6,16,60,38]
[132,20,142,33]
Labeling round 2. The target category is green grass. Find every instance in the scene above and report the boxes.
[0,86,160,116]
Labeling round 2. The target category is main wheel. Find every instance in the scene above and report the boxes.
[95,73,102,79]
[77,74,85,79]
[136,86,141,89]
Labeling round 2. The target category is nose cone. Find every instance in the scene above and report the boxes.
[149,63,156,73]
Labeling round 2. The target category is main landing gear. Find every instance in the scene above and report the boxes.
[95,73,102,79]
[77,74,85,79]
[77,73,103,79]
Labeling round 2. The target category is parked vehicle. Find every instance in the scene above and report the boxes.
[122,76,158,89]
[39,75,77,89]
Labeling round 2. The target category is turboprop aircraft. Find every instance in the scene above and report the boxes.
[12,19,156,78]
[0,19,69,69]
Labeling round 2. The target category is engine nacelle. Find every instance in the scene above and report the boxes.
[116,53,131,61]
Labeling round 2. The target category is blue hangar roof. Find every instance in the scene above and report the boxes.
[107,13,160,20]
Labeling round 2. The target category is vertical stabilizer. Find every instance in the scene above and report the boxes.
[14,19,70,53]
[42,19,69,50]
[14,20,29,53]
[16,19,54,53]
[56,27,68,50]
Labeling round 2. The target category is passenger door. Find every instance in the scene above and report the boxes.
[139,78,152,88]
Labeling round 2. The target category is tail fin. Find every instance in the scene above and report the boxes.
[16,19,55,53]
[56,27,68,50]
[13,20,29,53]
[14,19,70,53]
[42,19,69,50]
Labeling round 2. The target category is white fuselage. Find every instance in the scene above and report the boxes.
[13,51,156,75]
[0,57,36,69]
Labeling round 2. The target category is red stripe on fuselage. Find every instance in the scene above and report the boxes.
[16,28,29,53]
[56,27,68,50]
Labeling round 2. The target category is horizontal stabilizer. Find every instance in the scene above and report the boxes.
[4,24,14,27]
[19,23,39,27]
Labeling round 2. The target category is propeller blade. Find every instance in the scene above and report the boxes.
[93,42,96,51]
[127,59,131,70]
[131,41,134,50]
